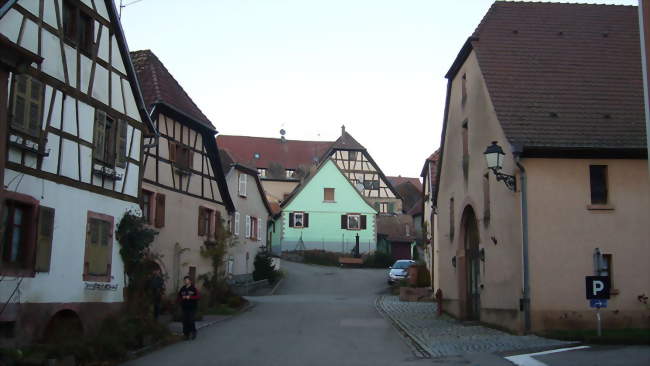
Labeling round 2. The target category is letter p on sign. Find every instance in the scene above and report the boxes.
[586,276,610,299]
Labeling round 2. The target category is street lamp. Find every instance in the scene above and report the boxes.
[484,141,516,191]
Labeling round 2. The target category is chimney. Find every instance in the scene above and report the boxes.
[341,124,346,136]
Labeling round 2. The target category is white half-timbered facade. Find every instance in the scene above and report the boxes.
[326,126,403,213]
[131,50,234,294]
[0,0,156,345]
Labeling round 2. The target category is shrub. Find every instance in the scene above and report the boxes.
[227,295,244,309]
[363,251,393,268]
[253,252,280,281]
[415,264,431,288]
[301,250,341,266]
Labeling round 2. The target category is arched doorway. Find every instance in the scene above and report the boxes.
[42,309,83,343]
[461,206,480,320]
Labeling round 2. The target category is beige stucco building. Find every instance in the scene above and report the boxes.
[132,51,234,294]
[435,2,649,334]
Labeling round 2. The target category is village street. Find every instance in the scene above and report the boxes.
[121,261,650,366]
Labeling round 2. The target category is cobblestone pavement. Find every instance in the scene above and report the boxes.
[377,295,574,358]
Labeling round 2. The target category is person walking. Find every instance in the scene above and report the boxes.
[178,276,200,340]
[150,268,165,320]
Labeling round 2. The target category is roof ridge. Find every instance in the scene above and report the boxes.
[218,134,334,144]
[130,49,213,127]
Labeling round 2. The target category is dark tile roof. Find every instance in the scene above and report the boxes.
[216,135,333,171]
[329,126,366,151]
[130,50,214,129]
[407,198,423,217]
[377,215,416,243]
[387,176,422,192]
[460,2,646,150]
[394,181,423,214]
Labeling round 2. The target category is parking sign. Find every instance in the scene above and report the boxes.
[585,276,610,299]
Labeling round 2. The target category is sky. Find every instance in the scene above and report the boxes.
[116,0,638,178]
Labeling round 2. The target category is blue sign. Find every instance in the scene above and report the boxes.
[590,299,608,308]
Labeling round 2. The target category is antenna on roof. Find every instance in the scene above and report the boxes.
[280,129,286,143]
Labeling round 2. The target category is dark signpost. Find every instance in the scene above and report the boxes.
[585,276,610,336]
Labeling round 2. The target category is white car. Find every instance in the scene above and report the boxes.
[387,260,415,285]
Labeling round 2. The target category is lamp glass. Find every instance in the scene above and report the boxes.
[485,151,502,170]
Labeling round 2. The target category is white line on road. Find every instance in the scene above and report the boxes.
[505,346,590,366]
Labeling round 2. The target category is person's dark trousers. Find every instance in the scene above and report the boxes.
[182,306,196,338]
[153,297,161,320]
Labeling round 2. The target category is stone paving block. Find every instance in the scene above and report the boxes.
[377,295,573,357]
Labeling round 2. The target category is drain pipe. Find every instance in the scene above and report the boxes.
[515,154,531,333]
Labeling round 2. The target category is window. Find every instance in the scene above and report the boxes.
[589,165,608,204]
[83,212,114,281]
[233,212,240,236]
[141,190,154,224]
[363,180,379,190]
[449,197,455,241]
[258,218,264,242]
[154,193,165,228]
[290,212,306,228]
[258,168,267,178]
[324,188,335,202]
[245,215,251,238]
[10,74,43,137]
[461,73,467,105]
[63,0,94,54]
[169,142,193,171]
[93,110,127,167]
[341,214,367,230]
[250,217,258,240]
[348,151,357,161]
[462,119,469,181]
[379,203,388,214]
[238,173,247,197]
[286,169,295,179]
[2,201,32,269]
[198,207,213,236]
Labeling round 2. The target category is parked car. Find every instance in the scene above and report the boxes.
[387,260,416,285]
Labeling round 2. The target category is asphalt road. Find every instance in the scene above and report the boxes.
[124,261,428,366]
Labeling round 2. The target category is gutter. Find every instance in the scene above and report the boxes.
[515,154,531,333]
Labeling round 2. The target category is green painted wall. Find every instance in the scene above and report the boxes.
[279,160,377,253]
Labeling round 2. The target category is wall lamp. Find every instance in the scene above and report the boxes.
[484,141,516,192]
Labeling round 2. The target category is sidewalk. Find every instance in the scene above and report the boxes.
[376,295,574,358]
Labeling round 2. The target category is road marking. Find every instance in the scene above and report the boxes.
[505,346,590,366]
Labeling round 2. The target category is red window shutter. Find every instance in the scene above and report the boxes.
[341,215,347,229]
[360,215,367,230]
[155,194,166,228]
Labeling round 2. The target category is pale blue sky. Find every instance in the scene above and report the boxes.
[116,0,638,177]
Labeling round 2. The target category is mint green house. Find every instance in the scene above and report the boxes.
[271,159,377,254]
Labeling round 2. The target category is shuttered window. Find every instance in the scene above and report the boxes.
[341,214,366,230]
[35,206,55,272]
[239,174,247,197]
[83,212,113,281]
[11,74,43,137]
[290,212,308,228]
[234,212,240,236]
[141,190,154,224]
[62,0,94,54]
[324,188,335,202]
[198,207,213,236]
[250,217,258,240]
[115,119,128,168]
[93,111,126,167]
[245,215,251,238]
[154,194,166,228]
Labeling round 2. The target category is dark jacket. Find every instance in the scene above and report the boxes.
[178,285,200,310]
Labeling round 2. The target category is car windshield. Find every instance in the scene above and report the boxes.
[392,261,412,269]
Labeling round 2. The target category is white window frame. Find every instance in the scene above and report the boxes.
[234,212,240,236]
[347,214,361,230]
[245,215,251,238]
[286,169,295,179]
[257,168,266,178]
[258,218,263,242]
[239,173,247,197]
[294,212,304,228]
[379,202,388,214]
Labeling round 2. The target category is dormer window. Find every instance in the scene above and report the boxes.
[257,168,267,178]
[63,0,94,55]
[286,169,295,179]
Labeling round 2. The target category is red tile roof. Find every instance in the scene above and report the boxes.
[453,2,646,151]
[216,135,333,170]
[130,50,213,129]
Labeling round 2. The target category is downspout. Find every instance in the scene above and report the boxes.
[515,154,531,333]
[639,0,650,174]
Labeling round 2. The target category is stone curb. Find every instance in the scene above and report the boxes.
[269,278,284,296]
[375,295,432,359]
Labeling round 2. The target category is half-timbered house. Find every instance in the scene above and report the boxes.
[131,50,234,293]
[0,0,156,344]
